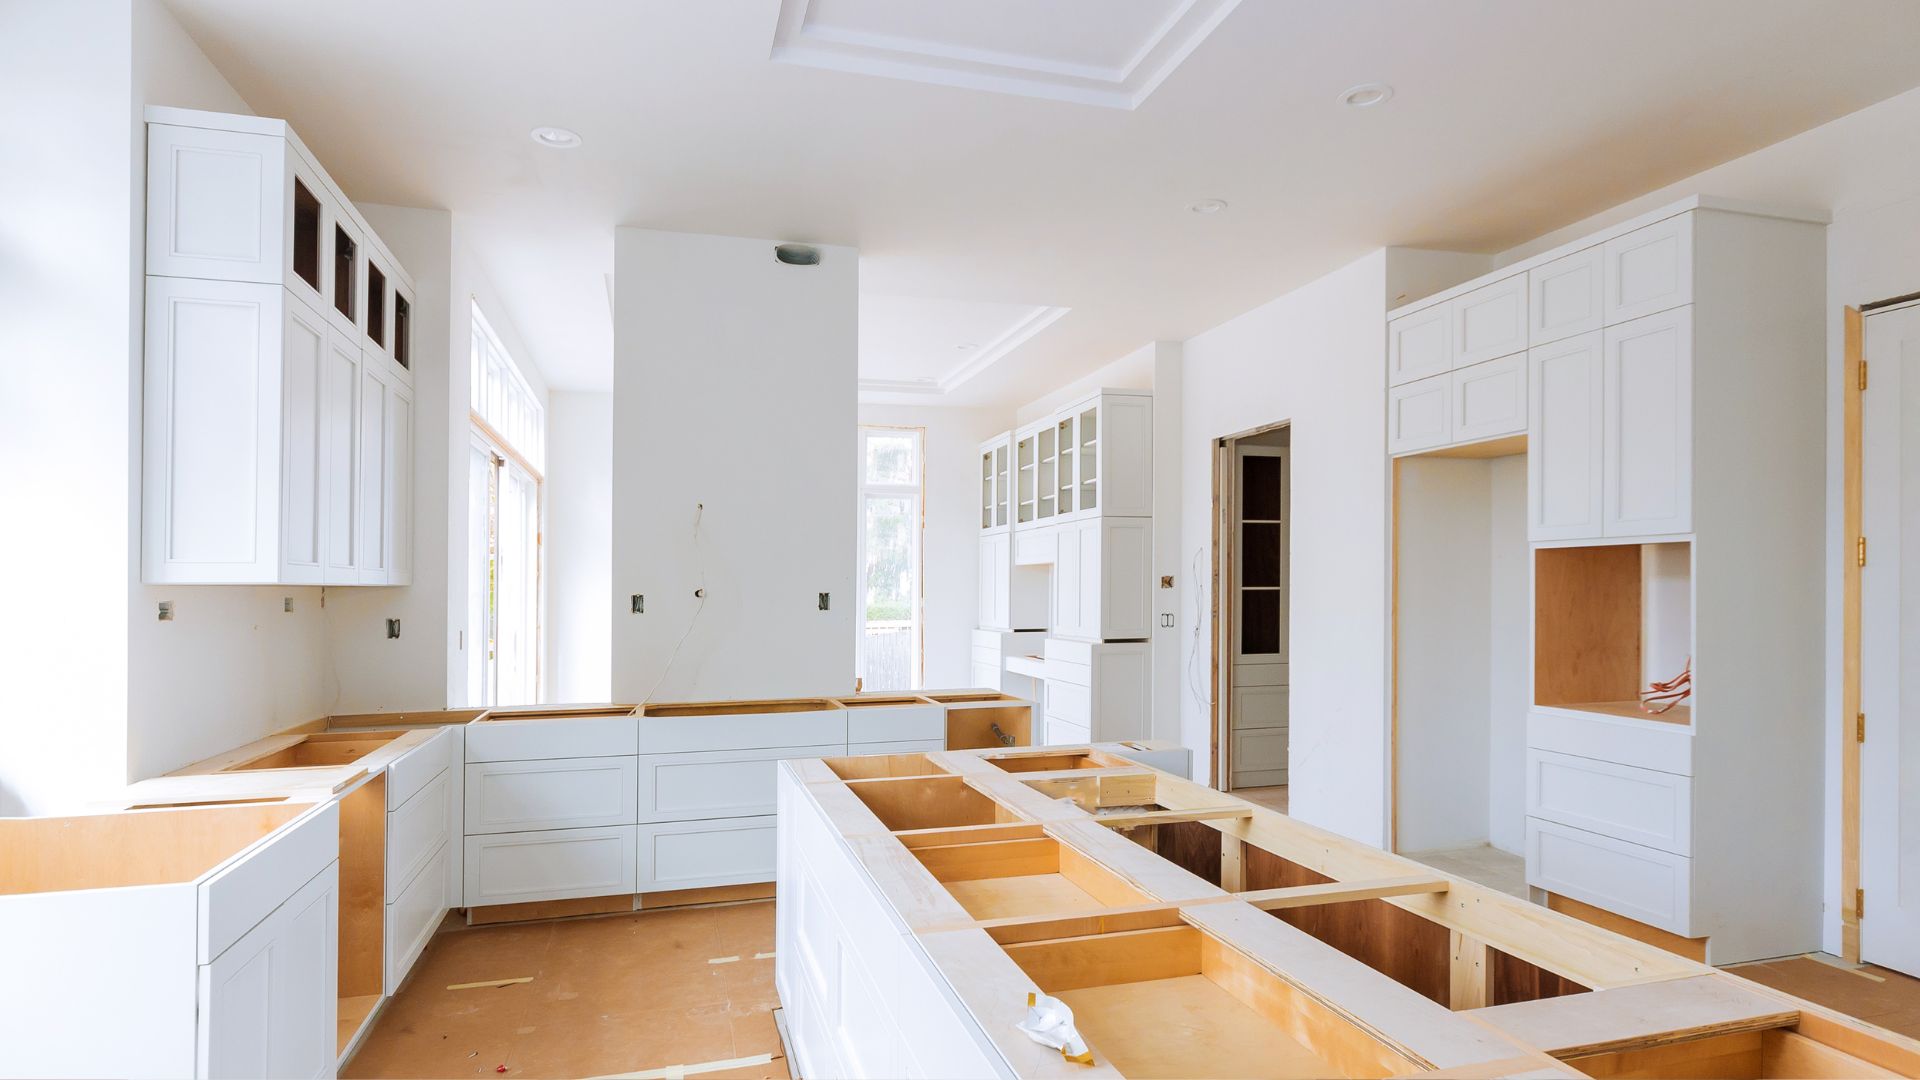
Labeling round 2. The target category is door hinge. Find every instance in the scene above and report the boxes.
[1860,358,1869,391]
[1857,887,1866,920]
[1859,535,1868,568]
[1857,711,1867,743]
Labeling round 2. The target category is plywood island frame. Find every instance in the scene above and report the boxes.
[776,744,1920,1079]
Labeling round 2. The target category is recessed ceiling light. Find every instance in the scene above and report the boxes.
[530,125,582,149]
[1189,198,1229,215]
[1338,82,1393,108]
[956,343,979,351]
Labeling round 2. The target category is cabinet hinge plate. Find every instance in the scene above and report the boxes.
[1858,712,1867,743]
[1861,358,1870,391]
[1857,887,1866,920]
[1859,535,1869,568]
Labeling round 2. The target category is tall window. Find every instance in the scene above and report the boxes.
[857,427,924,691]
[468,303,544,707]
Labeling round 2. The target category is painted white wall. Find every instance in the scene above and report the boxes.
[547,391,614,702]
[1481,84,1920,956]
[859,403,1011,690]
[612,229,857,702]
[1149,343,1184,743]
[1486,453,1529,855]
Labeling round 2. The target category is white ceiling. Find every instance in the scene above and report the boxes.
[858,295,1067,399]
[164,0,1920,404]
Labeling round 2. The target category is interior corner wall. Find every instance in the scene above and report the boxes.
[547,391,614,702]
[1486,454,1529,854]
[1149,342,1184,743]
[612,229,857,702]
[1178,250,1394,845]
[858,403,1012,691]
[0,0,138,812]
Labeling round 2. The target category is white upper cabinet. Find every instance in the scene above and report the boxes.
[1388,303,1452,386]
[1387,373,1450,455]
[1452,274,1528,368]
[1603,215,1693,324]
[978,432,1011,532]
[1010,390,1151,529]
[1603,308,1692,537]
[1528,246,1604,346]
[144,108,413,585]
[1527,332,1605,540]
[1451,353,1527,444]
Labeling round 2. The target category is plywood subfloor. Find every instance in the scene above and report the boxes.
[1727,954,1920,1041]
[1058,975,1336,1078]
[1405,844,1527,899]
[945,873,1103,920]
[343,901,787,1079]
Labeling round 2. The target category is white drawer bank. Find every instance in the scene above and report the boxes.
[0,801,339,1080]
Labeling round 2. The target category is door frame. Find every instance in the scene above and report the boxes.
[1842,304,1863,962]
[1209,420,1290,790]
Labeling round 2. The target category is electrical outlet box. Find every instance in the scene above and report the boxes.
[386,618,401,639]
[631,594,644,614]
[818,592,830,611]
[157,601,174,621]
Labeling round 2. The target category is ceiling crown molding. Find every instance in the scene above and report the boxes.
[859,304,1070,397]
[769,0,1243,110]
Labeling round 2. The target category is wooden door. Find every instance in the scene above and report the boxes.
[1231,443,1288,788]
[1863,301,1920,976]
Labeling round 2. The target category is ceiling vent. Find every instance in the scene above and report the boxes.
[774,243,821,266]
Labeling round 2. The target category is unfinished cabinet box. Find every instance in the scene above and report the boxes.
[143,107,415,586]
[0,802,338,1080]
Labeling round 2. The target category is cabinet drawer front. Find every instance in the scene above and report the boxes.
[387,727,457,809]
[1604,309,1693,537]
[1389,304,1452,386]
[638,709,846,755]
[1042,636,1093,666]
[1526,749,1691,855]
[638,745,841,823]
[465,757,639,834]
[1526,818,1691,936]
[199,799,339,965]
[464,715,638,761]
[1527,708,1692,775]
[1012,524,1058,565]
[971,628,1010,651]
[845,704,944,744]
[1388,373,1452,454]
[387,769,453,900]
[1452,353,1527,444]
[1528,332,1605,541]
[1046,681,1092,724]
[1529,246,1603,346]
[1603,215,1693,324]
[1045,717,1092,746]
[385,841,449,994]
[638,816,777,891]
[1453,275,1527,368]
[464,825,637,906]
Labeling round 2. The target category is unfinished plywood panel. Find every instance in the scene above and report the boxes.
[0,804,304,894]
[338,774,387,1054]
[227,732,403,771]
[1489,946,1589,1007]
[1535,544,1642,708]
[1154,819,1224,887]
[946,704,1034,749]
[846,775,1015,831]
[821,752,947,781]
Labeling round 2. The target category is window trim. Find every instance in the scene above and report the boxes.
[857,425,926,691]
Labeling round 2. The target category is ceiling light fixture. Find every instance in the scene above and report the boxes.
[530,125,583,149]
[956,343,979,351]
[1338,82,1393,108]
[1189,198,1229,215]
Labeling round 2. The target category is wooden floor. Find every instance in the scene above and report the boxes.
[343,901,788,1080]
[1728,954,1920,1041]
[1404,843,1528,899]
[1233,784,1288,814]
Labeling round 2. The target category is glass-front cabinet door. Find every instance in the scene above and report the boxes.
[1055,416,1076,516]
[1036,425,1058,519]
[1016,431,1037,524]
[1077,402,1098,513]
[994,443,1010,527]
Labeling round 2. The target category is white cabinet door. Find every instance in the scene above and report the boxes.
[465,756,640,835]
[1387,372,1451,454]
[357,363,391,584]
[1603,215,1693,324]
[637,745,842,823]
[637,816,778,891]
[1097,517,1152,641]
[198,863,337,1080]
[1528,332,1605,541]
[464,825,638,906]
[280,295,329,585]
[1452,275,1527,368]
[1388,304,1451,386]
[146,124,283,285]
[386,768,452,900]
[1529,246,1604,346]
[387,380,413,585]
[1604,309,1692,537]
[1451,353,1527,444]
[1054,521,1085,639]
[977,532,1009,630]
[386,841,450,994]
[321,328,361,583]
[142,278,283,585]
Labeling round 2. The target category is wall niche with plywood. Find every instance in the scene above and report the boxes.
[1533,540,1692,725]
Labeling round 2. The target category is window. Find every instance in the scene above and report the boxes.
[468,303,544,706]
[857,428,924,691]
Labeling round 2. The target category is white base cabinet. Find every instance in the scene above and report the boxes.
[199,864,339,1080]
[464,825,640,906]
[1043,638,1150,744]
[637,815,778,891]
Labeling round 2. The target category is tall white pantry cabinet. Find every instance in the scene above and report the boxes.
[143,107,414,586]
[1385,197,1827,963]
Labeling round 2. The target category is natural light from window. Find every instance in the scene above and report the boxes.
[857,427,923,692]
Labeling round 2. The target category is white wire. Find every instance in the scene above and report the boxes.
[644,501,706,704]
[1186,545,1209,708]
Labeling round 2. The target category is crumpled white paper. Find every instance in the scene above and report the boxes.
[1017,991,1094,1066]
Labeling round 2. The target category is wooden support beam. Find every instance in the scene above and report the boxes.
[1468,974,1798,1059]
[1451,930,1488,1011]
[1235,874,1450,912]
[890,822,1048,849]
[1095,805,1251,830]
[1220,833,1245,892]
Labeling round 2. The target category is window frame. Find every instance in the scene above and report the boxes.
[856,426,926,691]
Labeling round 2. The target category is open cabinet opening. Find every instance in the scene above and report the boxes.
[337,775,386,1055]
[1534,541,1693,724]
[292,179,321,292]
[910,834,1148,920]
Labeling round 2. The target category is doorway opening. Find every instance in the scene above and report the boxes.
[1211,423,1289,809]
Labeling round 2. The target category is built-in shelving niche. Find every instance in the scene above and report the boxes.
[1534,541,1693,725]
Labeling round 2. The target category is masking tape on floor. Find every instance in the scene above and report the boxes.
[589,1051,774,1079]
